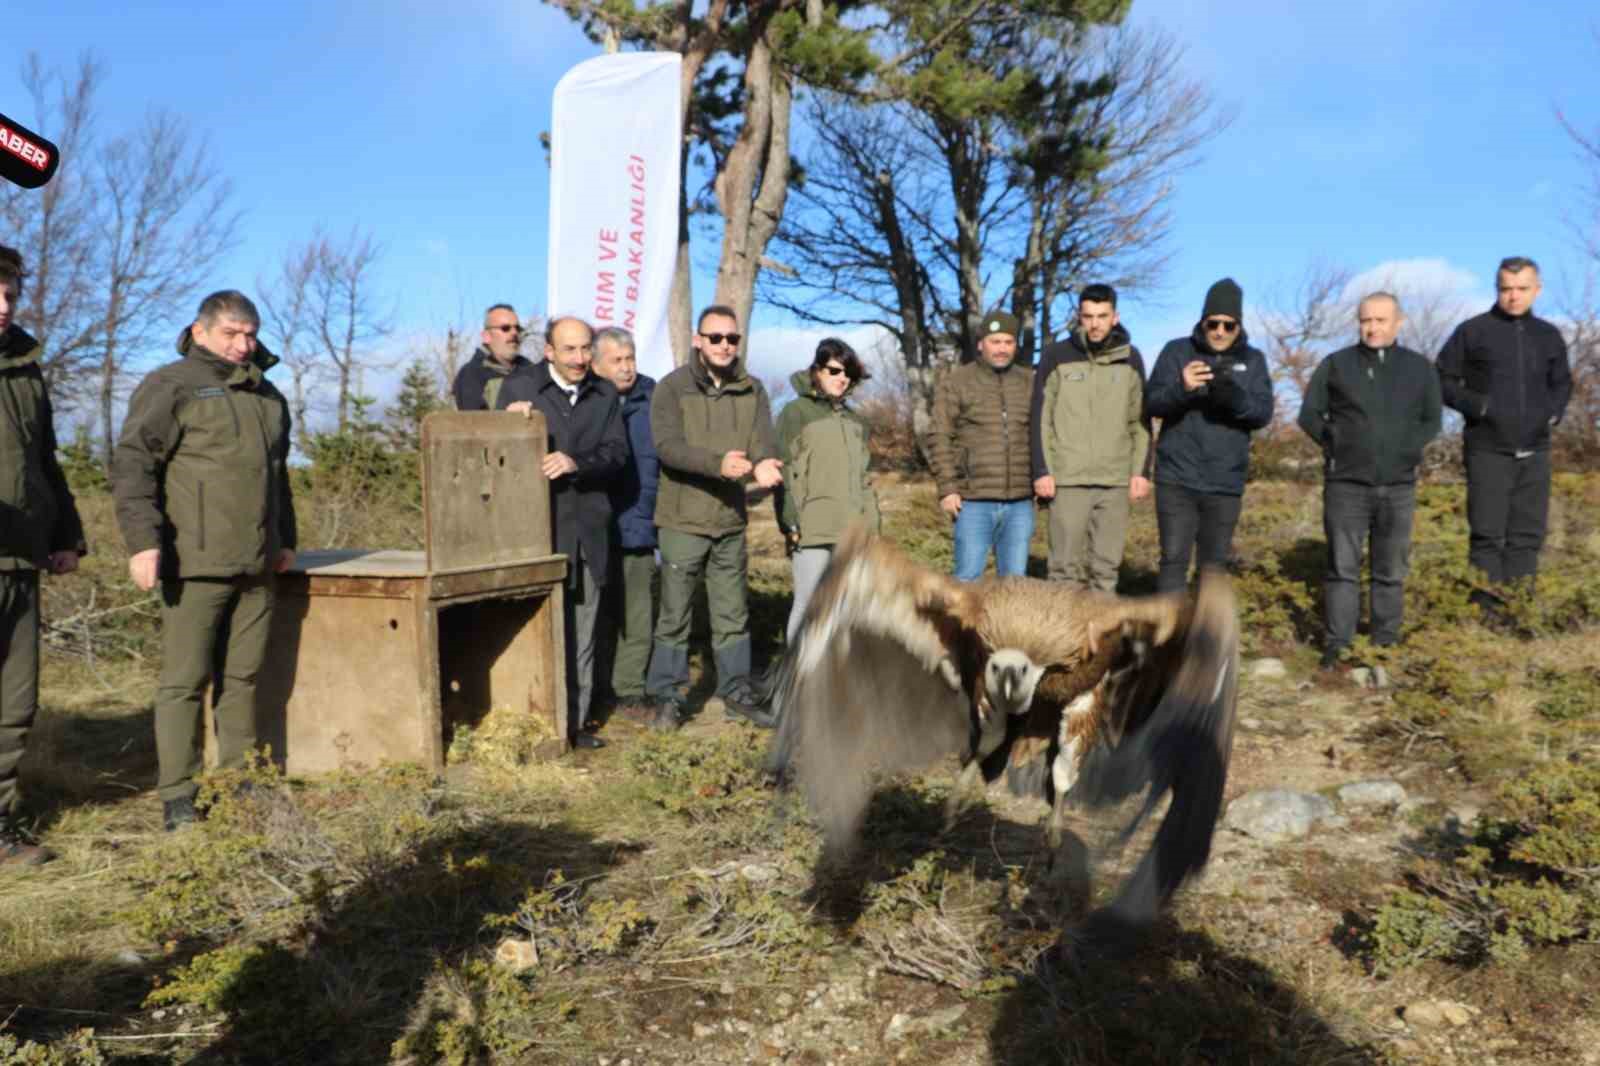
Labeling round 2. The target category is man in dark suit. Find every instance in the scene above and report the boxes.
[499,317,628,749]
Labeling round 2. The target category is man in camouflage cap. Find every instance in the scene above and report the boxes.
[929,310,1037,580]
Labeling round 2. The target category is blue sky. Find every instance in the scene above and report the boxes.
[7,0,1599,412]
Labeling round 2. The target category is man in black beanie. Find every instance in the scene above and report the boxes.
[1143,278,1274,592]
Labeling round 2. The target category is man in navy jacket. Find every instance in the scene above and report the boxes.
[498,317,628,749]
[590,327,660,719]
[1144,278,1274,593]
[1437,256,1572,595]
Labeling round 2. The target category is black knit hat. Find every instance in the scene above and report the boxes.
[1202,277,1243,321]
[979,310,1020,339]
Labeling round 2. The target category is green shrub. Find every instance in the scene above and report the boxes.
[1369,762,1600,974]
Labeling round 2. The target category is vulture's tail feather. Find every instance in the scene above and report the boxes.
[1071,568,1239,927]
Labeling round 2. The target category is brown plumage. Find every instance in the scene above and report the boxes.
[768,525,1240,928]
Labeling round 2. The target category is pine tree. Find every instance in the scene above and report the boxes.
[386,359,444,453]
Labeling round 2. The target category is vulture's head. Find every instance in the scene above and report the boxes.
[985,650,1045,718]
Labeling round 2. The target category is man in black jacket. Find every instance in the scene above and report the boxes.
[1144,278,1275,593]
[453,303,533,411]
[1437,257,1572,596]
[1299,293,1442,667]
[499,317,628,749]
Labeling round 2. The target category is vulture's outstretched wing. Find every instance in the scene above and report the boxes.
[1070,567,1240,925]
[768,526,981,856]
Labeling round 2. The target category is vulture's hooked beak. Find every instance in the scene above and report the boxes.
[985,650,1044,718]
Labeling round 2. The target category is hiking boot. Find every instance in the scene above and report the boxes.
[163,795,200,832]
[723,680,777,730]
[1318,646,1344,671]
[648,695,687,733]
[609,697,655,726]
[0,819,54,867]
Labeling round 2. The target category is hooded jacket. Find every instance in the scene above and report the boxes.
[1436,305,1571,455]
[0,327,87,570]
[1297,341,1441,485]
[496,360,628,586]
[1029,323,1152,487]
[1144,325,1274,496]
[611,373,660,551]
[775,368,880,547]
[649,352,777,537]
[929,357,1035,502]
[113,328,297,579]
[452,347,535,412]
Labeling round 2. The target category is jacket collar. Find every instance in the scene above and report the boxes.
[0,326,42,371]
[691,350,752,393]
[533,358,602,401]
[175,325,278,381]
[1489,303,1533,323]
[472,346,531,375]
[1069,322,1133,362]
[620,373,655,410]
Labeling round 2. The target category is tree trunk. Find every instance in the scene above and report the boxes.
[712,23,789,334]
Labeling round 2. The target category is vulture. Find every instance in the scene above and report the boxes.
[768,525,1239,928]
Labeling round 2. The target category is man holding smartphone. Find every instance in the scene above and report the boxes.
[1144,278,1274,593]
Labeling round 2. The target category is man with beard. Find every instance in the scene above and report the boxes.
[1029,284,1152,591]
[1144,278,1274,593]
[453,303,533,411]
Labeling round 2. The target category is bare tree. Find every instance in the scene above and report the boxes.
[258,239,324,451]
[305,228,390,431]
[1253,262,1354,411]
[92,112,237,463]
[0,54,104,396]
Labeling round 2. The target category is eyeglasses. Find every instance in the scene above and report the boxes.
[1203,318,1239,334]
[488,324,520,333]
[820,365,847,377]
[699,332,742,346]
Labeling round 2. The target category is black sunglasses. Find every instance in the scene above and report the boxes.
[488,324,521,333]
[1203,318,1239,333]
[819,364,847,377]
[699,331,742,346]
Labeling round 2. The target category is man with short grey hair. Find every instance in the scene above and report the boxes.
[589,327,659,718]
[114,289,297,830]
[452,303,532,411]
[1299,292,1441,667]
[1437,257,1572,608]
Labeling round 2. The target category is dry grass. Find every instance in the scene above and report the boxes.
[3,475,1598,1064]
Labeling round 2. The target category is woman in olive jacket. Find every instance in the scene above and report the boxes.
[775,339,881,643]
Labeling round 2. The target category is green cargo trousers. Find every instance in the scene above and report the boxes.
[0,572,40,818]
[606,547,656,702]
[645,528,750,700]
[155,575,275,802]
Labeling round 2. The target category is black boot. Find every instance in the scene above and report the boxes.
[163,795,200,832]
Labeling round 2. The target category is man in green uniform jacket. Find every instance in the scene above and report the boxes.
[113,291,297,831]
[0,245,87,867]
[644,305,782,732]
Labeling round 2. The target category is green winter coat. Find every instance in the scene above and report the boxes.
[1039,338,1150,487]
[775,369,880,547]
[650,352,777,537]
[929,358,1035,502]
[0,328,86,570]
[112,329,297,579]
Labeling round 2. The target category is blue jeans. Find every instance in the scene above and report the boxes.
[952,498,1035,581]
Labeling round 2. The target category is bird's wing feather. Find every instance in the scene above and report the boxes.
[1070,567,1241,924]
[769,526,981,857]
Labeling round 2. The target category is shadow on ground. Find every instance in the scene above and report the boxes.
[989,918,1387,1066]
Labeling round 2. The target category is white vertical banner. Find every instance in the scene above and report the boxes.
[548,52,683,381]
